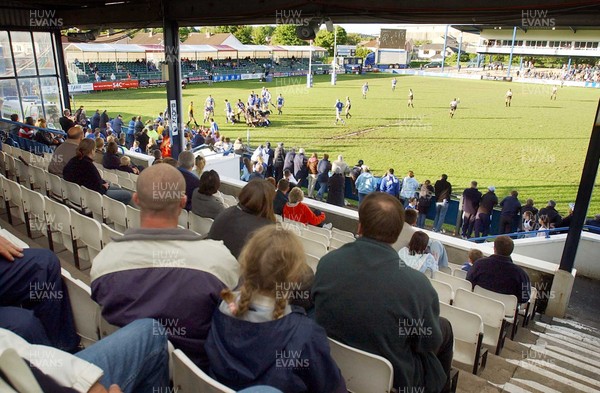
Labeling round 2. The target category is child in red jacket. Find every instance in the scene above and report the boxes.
[283,187,326,226]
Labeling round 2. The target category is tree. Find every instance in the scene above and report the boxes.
[314,26,347,56]
[270,25,307,46]
[345,33,364,46]
[211,25,253,44]
[355,47,372,59]
[252,26,275,45]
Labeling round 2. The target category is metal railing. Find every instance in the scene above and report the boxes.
[468,225,598,243]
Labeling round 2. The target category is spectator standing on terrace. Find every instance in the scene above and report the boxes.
[473,186,498,238]
[539,200,562,228]
[332,155,350,176]
[48,126,84,176]
[99,110,110,134]
[416,180,434,229]
[350,159,364,195]
[59,109,75,132]
[284,187,326,227]
[136,129,150,155]
[208,180,276,259]
[433,174,452,233]
[283,148,296,174]
[466,236,530,303]
[499,190,522,234]
[91,110,100,131]
[307,153,319,198]
[177,151,200,211]
[400,171,419,206]
[63,139,132,205]
[111,114,124,137]
[134,115,144,135]
[91,164,239,368]
[313,193,454,393]
[327,167,346,207]
[264,142,274,178]
[206,226,346,393]
[461,181,482,239]
[355,166,376,205]
[126,116,136,148]
[273,142,286,182]
[293,148,308,189]
[380,168,400,198]
[316,153,332,201]
[522,199,539,219]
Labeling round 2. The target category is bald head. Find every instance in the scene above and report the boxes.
[67,126,84,141]
[133,164,186,225]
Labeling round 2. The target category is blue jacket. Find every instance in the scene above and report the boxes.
[355,172,376,194]
[127,120,135,135]
[178,167,200,211]
[379,174,400,196]
[206,307,346,393]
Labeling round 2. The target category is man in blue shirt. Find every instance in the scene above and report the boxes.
[379,168,400,198]
[126,116,136,148]
[111,114,124,137]
[499,190,522,234]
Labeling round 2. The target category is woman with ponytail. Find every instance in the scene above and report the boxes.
[63,139,132,205]
[205,226,346,393]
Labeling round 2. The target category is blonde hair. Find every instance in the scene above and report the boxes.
[221,226,306,319]
[120,156,131,166]
[468,249,483,263]
[288,187,304,203]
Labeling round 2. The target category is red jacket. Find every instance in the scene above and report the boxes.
[283,202,325,226]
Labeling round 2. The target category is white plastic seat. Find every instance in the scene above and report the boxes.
[61,269,101,348]
[62,179,83,210]
[188,213,213,236]
[126,205,141,229]
[439,265,452,274]
[2,144,12,155]
[178,209,189,229]
[47,172,65,202]
[430,279,453,304]
[433,271,472,294]
[300,229,329,248]
[474,285,519,340]
[0,152,6,177]
[81,187,104,221]
[29,165,48,194]
[4,155,16,180]
[172,349,235,393]
[439,302,487,375]
[305,224,332,238]
[328,337,394,393]
[101,223,123,248]
[102,195,128,232]
[329,235,354,250]
[520,287,538,327]
[306,253,320,273]
[2,177,25,224]
[103,171,119,185]
[221,193,237,207]
[44,196,76,256]
[118,177,135,191]
[452,268,468,280]
[454,288,507,355]
[331,227,355,241]
[21,187,47,240]
[71,210,103,262]
[299,236,328,259]
[115,171,131,180]
[14,158,31,187]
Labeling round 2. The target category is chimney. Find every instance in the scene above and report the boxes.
[205,31,211,39]
[149,30,153,37]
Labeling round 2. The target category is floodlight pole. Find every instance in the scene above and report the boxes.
[507,26,517,77]
[559,99,600,273]
[456,31,463,72]
[307,40,313,88]
[54,29,71,111]
[441,25,449,73]
[331,27,337,85]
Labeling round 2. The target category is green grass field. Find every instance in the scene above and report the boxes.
[74,73,600,216]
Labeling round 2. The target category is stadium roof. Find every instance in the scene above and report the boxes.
[2,0,600,30]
